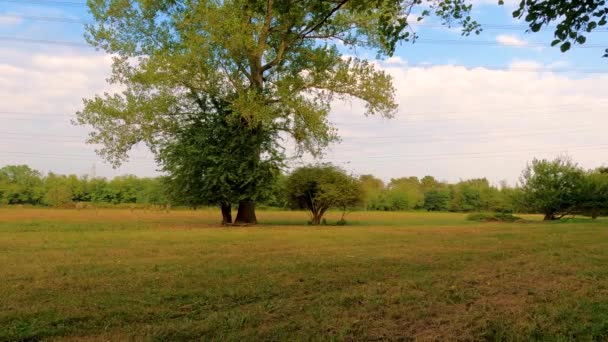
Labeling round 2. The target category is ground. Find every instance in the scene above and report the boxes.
[1,208,608,341]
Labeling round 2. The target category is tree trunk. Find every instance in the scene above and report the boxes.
[543,213,556,221]
[221,203,232,225]
[234,200,257,225]
[311,213,322,225]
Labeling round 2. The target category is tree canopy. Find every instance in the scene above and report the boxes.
[76,0,480,224]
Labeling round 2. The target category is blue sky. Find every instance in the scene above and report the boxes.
[0,0,607,185]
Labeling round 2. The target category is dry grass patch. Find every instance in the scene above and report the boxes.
[1,208,607,341]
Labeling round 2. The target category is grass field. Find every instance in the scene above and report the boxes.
[2,208,608,341]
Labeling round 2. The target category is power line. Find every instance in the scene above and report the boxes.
[2,102,605,119]
[0,149,155,161]
[0,130,85,139]
[0,153,155,164]
[4,144,607,164]
[414,38,606,49]
[3,12,608,35]
[0,14,88,24]
[0,0,87,7]
[1,35,607,51]
[334,126,598,146]
[0,36,89,47]
[0,125,597,145]
[1,106,606,127]
[328,144,608,162]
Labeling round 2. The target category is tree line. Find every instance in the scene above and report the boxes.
[284,157,608,223]
[2,156,606,223]
[0,165,168,208]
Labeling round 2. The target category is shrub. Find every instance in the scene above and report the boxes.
[286,165,363,225]
[467,212,522,222]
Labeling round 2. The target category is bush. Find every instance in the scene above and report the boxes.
[467,212,523,222]
[286,165,363,225]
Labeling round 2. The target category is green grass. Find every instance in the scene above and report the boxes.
[1,208,608,341]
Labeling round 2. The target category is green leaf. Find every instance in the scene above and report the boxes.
[560,41,571,52]
[576,36,587,44]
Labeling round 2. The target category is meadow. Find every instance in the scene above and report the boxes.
[1,208,608,341]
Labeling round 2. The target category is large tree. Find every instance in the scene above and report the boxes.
[77,0,478,223]
[580,170,608,219]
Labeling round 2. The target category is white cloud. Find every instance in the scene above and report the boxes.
[0,46,157,178]
[385,56,408,66]
[496,34,528,47]
[0,15,22,27]
[509,60,542,70]
[324,59,608,184]
[1,44,607,185]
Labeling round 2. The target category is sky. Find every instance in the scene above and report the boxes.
[0,0,607,186]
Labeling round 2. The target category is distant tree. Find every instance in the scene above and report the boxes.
[498,181,526,213]
[44,173,74,207]
[286,165,362,225]
[137,178,170,205]
[45,185,73,208]
[387,177,424,209]
[423,188,451,211]
[359,174,385,209]
[262,173,289,209]
[367,189,408,211]
[108,175,141,204]
[420,175,441,193]
[0,165,44,205]
[449,178,503,212]
[88,178,114,203]
[579,170,608,219]
[504,0,608,55]
[0,172,8,205]
[520,156,585,220]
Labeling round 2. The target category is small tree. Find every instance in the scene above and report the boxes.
[423,188,450,211]
[580,170,608,220]
[359,174,385,210]
[45,185,73,208]
[286,165,362,225]
[520,156,585,221]
[0,165,44,205]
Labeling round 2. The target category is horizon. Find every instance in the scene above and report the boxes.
[1,0,607,185]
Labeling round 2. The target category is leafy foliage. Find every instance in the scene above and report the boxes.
[286,165,363,224]
[520,156,585,220]
[579,170,608,219]
[0,165,44,205]
[423,188,451,211]
[0,165,169,207]
[158,103,282,209]
[505,0,608,55]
